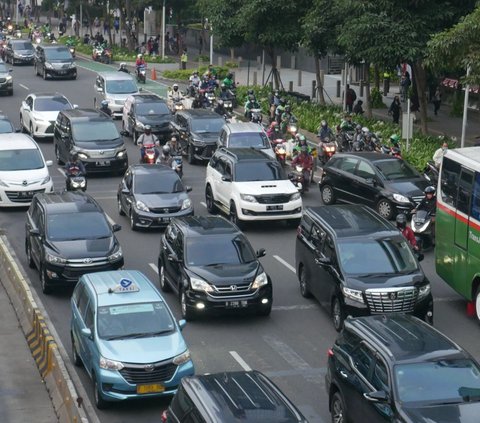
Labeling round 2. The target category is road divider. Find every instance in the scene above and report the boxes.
[0,234,89,423]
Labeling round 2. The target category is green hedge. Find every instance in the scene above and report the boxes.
[162,65,230,80]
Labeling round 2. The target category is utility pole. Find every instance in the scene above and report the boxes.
[209,25,213,64]
[162,0,166,59]
[461,65,471,148]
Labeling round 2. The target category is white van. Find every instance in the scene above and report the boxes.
[0,133,53,207]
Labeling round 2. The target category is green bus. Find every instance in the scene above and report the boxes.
[436,147,480,319]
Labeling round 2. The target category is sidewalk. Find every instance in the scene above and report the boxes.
[0,282,57,423]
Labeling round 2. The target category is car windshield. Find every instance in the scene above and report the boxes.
[106,79,138,94]
[395,359,480,405]
[97,301,175,340]
[0,148,44,170]
[374,159,421,181]
[47,211,111,241]
[186,234,256,266]
[337,238,418,275]
[72,121,119,142]
[13,42,33,50]
[44,47,71,60]
[0,120,14,133]
[136,102,170,116]
[134,172,184,194]
[235,161,287,182]
[191,118,224,133]
[34,97,71,112]
[229,132,270,149]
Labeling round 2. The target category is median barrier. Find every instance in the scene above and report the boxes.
[0,234,89,423]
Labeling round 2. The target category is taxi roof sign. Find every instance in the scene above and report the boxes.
[109,278,140,293]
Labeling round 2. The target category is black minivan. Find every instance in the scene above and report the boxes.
[34,44,77,80]
[53,108,128,174]
[295,205,433,331]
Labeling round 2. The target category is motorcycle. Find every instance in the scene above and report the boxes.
[66,168,87,192]
[222,98,233,113]
[136,64,147,83]
[423,161,439,186]
[141,142,158,164]
[6,23,13,35]
[271,138,287,166]
[411,209,435,250]
[171,97,185,113]
[102,46,112,64]
[288,165,310,194]
[381,144,402,158]
[68,46,76,57]
[205,88,216,105]
[286,117,298,139]
[320,139,337,165]
[341,130,355,152]
[249,108,263,124]
[32,30,42,44]
[171,155,183,178]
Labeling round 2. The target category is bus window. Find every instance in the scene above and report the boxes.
[441,157,461,207]
[457,170,474,215]
[471,173,480,221]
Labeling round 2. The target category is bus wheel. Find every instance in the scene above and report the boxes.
[475,289,480,322]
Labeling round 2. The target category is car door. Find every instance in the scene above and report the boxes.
[353,159,380,207]
[82,301,96,373]
[304,223,326,302]
[215,158,232,208]
[26,200,43,269]
[119,170,134,215]
[316,234,341,306]
[328,157,360,203]
[56,116,72,162]
[72,286,92,371]
[163,225,182,292]
[21,95,34,130]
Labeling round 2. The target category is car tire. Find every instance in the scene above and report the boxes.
[158,260,171,292]
[71,336,82,367]
[19,115,26,133]
[332,297,345,332]
[43,68,47,80]
[26,240,35,269]
[34,64,39,76]
[180,289,195,321]
[93,373,108,410]
[205,185,217,214]
[129,210,137,231]
[229,202,245,230]
[330,391,347,423]
[187,144,196,165]
[475,287,480,323]
[40,265,53,295]
[321,184,336,205]
[299,265,312,298]
[55,145,63,165]
[117,197,125,216]
[376,198,394,220]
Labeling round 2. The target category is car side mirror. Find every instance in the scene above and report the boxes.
[363,391,388,403]
[73,104,78,109]
[315,256,331,266]
[121,187,130,194]
[221,175,232,182]
[185,186,192,192]
[23,102,30,111]
[178,319,186,330]
[365,178,377,186]
[45,160,53,167]
[81,328,93,340]
[112,223,122,232]
[256,248,266,258]
[167,253,179,263]
[29,228,41,237]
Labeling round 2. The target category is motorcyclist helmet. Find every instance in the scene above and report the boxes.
[355,124,362,131]
[221,84,226,90]
[362,126,369,134]
[119,62,127,70]
[144,125,152,134]
[247,89,254,96]
[100,100,108,108]
[71,153,79,162]
[227,73,233,79]
[298,134,307,144]
[321,120,327,128]
[162,145,170,155]
[173,83,179,91]
[248,94,255,102]
[365,132,373,140]
[285,104,291,112]
[280,98,286,106]
[396,213,407,229]
[274,90,279,96]
[424,186,436,195]
[390,134,400,144]
[217,99,224,106]
[137,53,142,59]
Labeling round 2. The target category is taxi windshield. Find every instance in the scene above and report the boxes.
[97,301,175,340]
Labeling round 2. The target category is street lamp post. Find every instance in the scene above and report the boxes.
[209,25,213,64]
[162,0,166,59]
[461,65,471,148]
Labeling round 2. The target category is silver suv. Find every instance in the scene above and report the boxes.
[218,122,275,159]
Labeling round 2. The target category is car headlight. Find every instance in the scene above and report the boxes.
[99,356,124,371]
[41,175,51,185]
[240,194,257,203]
[191,138,205,146]
[173,350,191,365]
[45,252,67,264]
[108,247,123,262]
[76,152,88,160]
[393,193,410,203]
[45,63,54,69]
[190,276,213,293]
[290,192,301,201]
[135,200,149,212]
[6,75,12,81]
[116,150,126,158]
[135,121,145,130]
[251,272,268,289]
[70,61,76,67]
[418,284,431,298]
[181,198,191,210]
[342,286,364,303]
[0,179,9,187]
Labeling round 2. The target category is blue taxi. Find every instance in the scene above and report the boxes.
[70,269,194,409]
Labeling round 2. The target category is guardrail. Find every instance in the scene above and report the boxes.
[0,234,89,423]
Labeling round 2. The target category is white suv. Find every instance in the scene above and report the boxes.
[205,147,302,228]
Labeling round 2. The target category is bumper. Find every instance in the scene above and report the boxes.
[83,156,128,174]
[0,79,13,92]
[97,360,194,402]
[191,143,217,161]
[12,55,34,64]
[109,103,124,117]
[45,259,124,284]
[238,199,303,221]
[32,120,57,138]
[45,67,77,78]
[131,207,194,229]
[0,183,53,207]
[392,200,417,214]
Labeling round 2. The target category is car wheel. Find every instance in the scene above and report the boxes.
[40,265,53,295]
[229,202,245,230]
[34,64,39,76]
[19,115,26,133]
[332,297,345,332]
[43,68,47,80]
[117,197,125,216]
[93,374,108,409]
[26,240,35,269]
[29,123,34,137]
[71,336,82,367]
[129,210,137,231]
[180,289,195,321]
[159,260,171,292]
[331,391,347,423]
[205,186,217,214]
[187,144,196,164]
[299,265,312,298]
[55,145,63,165]
[475,287,480,323]
[321,184,336,205]
[376,198,394,220]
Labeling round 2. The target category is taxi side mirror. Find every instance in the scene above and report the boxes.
[178,319,186,330]
[81,328,92,339]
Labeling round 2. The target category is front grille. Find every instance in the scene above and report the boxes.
[66,257,110,267]
[255,194,291,204]
[119,360,177,384]
[365,288,418,313]
[87,149,116,159]
[149,206,181,214]
[412,196,423,205]
[5,189,44,203]
[45,123,55,134]
[213,282,252,294]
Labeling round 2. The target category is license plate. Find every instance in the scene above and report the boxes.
[57,71,67,75]
[19,191,34,197]
[136,383,165,394]
[267,205,283,211]
[95,161,110,166]
[158,217,170,223]
[225,300,248,308]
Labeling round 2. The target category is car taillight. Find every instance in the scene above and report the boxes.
[161,410,168,422]
[327,348,334,358]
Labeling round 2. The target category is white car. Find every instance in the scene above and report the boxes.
[0,133,53,207]
[20,92,75,139]
[205,147,302,228]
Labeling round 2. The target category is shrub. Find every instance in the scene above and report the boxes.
[195,54,210,63]
[225,61,239,68]
[162,65,230,80]
[370,87,386,109]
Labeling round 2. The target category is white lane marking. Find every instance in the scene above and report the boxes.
[273,255,296,274]
[93,196,117,200]
[272,304,317,311]
[57,168,66,176]
[19,83,29,90]
[149,263,159,274]
[200,201,206,208]
[436,297,463,302]
[105,213,116,226]
[229,351,252,371]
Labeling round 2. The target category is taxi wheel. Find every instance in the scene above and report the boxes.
[93,374,108,409]
[180,289,195,321]
[71,336,82,367]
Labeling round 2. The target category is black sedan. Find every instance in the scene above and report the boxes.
[117,164,194,230]
[319,152,430,219]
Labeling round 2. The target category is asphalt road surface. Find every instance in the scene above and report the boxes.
[0,59,479,423]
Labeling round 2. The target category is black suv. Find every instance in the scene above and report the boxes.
[34,44,76,80]
[53,108,128,174]
[158,216,272,320]
[170,109,225,164]
[4,39,34,65]
[326,314,480,423]
[295,205,433,331]
[319,152,430,219]
[25,191,123,294]
[162,371,308,423]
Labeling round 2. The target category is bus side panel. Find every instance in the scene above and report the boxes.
[467,219,480,301]
[436,205,459,294]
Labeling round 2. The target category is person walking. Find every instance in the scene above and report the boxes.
[180,48,187,70]
[400,72,411,102]
[388,96,401,124]
[433,87,442,116]
[345,85,357,113]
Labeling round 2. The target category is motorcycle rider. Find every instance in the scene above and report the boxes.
[99,100,112,117]
[135,54,146,78]
[168,83,183,107]
[280,105,294,134]
[269,90,281,121]
[293,134,312,156]
[157,145,174,167]
[275,98,286,124]
[118,62,129,73]
[223,72,235,90]
[291,146,313,192]
[340,113,355,132]
[244,95,261,121]
[363,132,380,152]
[267,121,282,142]
[413,186,437,216]
[137,125,160,160]
[214,99,231,118]
[396,214,419,251]
[64,153,86,190]
[317,120,334,142]
[189,71,201,87]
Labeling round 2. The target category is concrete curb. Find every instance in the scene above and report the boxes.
[0,235,90,423]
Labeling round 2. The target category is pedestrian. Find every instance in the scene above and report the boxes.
[433,87,442,116]
[113,17,119,34]
[352,100,364,115]
[400,72,411,102]
[103,19,109,35]
[181,48,187,70]
[432,141,448,168]
[388,95,401,124]
[345,85,357,113]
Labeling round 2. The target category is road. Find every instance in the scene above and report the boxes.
[1,59,479,423]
